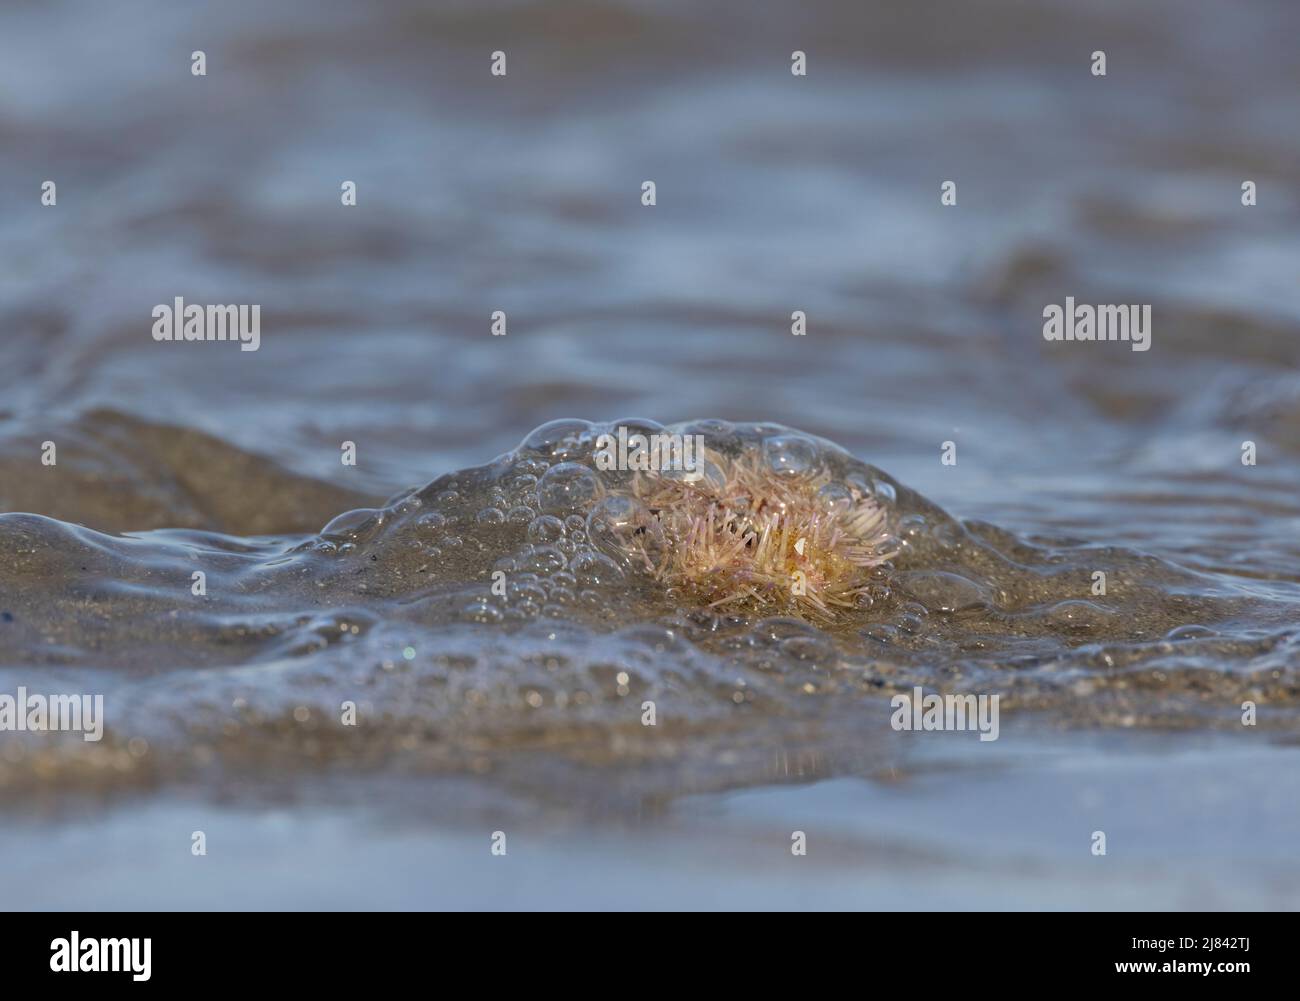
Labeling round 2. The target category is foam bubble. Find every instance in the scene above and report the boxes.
[527,515,565,544]
[537,462,600,513]
[762,435,820,477]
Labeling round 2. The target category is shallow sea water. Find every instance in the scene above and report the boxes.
[1,0,1299,909]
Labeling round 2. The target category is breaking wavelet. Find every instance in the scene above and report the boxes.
[1,418,1297,808]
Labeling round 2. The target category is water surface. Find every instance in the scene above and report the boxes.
[2,0,1298,909]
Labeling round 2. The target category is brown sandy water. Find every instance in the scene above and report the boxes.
[1,0,1299,908]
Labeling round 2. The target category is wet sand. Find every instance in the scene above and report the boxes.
[5,724,1296,910]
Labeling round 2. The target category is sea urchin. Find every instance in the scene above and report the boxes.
[588,444,896,625]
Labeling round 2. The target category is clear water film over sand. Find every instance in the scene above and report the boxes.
[1,0,1299,910]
